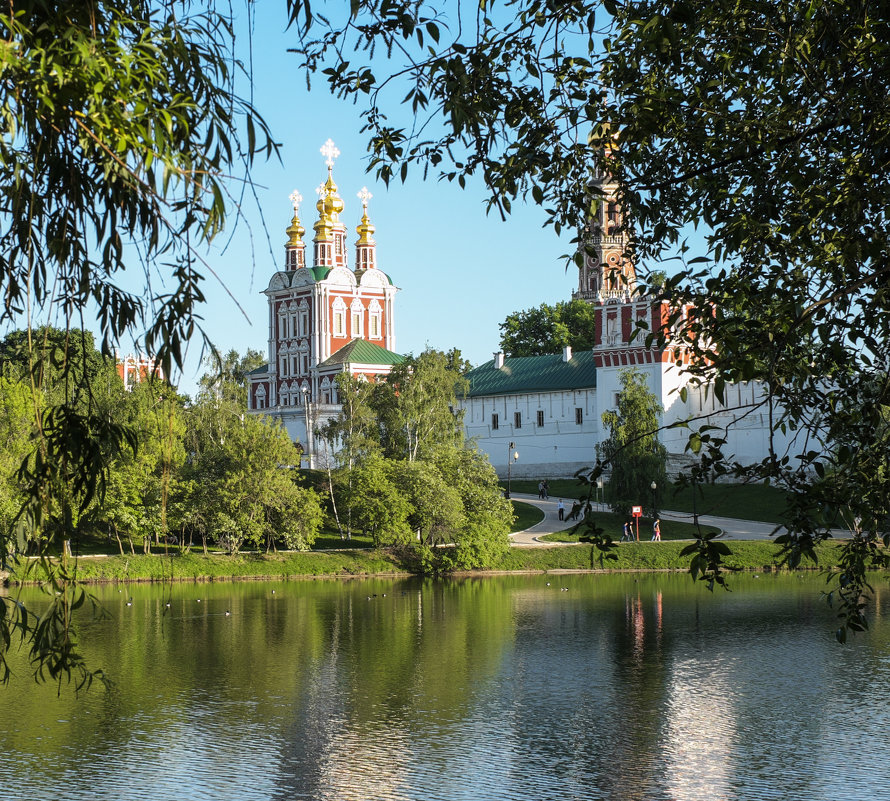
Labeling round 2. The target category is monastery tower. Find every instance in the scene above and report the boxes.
[246,140,404,464]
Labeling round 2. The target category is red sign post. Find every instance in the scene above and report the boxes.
[631,505,643,542]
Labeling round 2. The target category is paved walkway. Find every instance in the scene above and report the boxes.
[508,492,850,547]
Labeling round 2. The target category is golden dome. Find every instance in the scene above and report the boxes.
[314,173,345,240]
[355,186,375,246]
[286,212,305,247]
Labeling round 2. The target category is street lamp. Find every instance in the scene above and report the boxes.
[650,481,657,518]
[301,385,314,470]
[505,441,519,499]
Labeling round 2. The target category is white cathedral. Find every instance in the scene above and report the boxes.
[248,142,794,477]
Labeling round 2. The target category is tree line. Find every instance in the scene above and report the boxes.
[0,329,510,569]
[0,329,323,558]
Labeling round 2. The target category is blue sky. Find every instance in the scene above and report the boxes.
[164,4,578,394]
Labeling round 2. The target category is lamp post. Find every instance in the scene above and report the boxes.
[505,441,519,499]
[650,481,657,518]
[301,385,314,470]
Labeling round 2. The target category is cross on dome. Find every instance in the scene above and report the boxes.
[357,187,373,208]
[289,189,303,214]
[315,183,326,197]
[320,138,340,169]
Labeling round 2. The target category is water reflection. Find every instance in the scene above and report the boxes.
[0,574,888,800]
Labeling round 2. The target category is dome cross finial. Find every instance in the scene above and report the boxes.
[357,186,373,209]
[320,138,340,169]
[289,189,303,214]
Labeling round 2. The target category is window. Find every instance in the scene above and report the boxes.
[514,411,522,429]
[491,413,499,430]
[291,356,299,375]
[369,300,383,339]
[575,407,583,425]
[299,310,309,337]
[280,357,287,376]
[536,410,544,427]
[300,353,309,374]
[352,311,362,338]
[333,310,345,337]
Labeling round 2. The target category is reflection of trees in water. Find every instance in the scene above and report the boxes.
[3,575,888,800]
[273,576,520,799]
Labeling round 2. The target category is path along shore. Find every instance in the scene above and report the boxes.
[508,492,851,547]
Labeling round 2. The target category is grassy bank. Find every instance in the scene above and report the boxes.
[5,539,850,585]
[494,539,846,572]
[8,549,412,584]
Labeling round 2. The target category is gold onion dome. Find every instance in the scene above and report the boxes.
[286,213,305,246]
[314,138,344,239]
[356,186,375,245]
[286,190,305,246]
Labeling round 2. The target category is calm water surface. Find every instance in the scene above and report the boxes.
[1,573,888,801]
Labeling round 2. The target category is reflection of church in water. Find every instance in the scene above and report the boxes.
[245,140,404,458]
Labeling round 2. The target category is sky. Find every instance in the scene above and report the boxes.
[161,4,578,395]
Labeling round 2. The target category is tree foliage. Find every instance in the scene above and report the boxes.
[321,348,511,569]
[0,0,276,687]
[597,368,668,519]
[287,0,890,635]
[499,299,597,357]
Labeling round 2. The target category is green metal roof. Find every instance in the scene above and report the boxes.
[310,266,331,282]
[319,338,405,368]
[247,363,269,376]
[466,351,597,396]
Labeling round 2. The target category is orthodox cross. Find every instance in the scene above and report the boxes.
[320,138,340,169]
[289,190,302,214]
[357,186,372,209]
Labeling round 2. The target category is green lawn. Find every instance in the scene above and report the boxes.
[511,500,545,533]
[503,479,791,524]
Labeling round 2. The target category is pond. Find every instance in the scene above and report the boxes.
[1,572,888,800]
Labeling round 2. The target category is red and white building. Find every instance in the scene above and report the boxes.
[116,352,164,390]
[246,140,403,463]
[460,163,793,477]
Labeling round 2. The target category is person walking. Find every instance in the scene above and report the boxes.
[622,521,631,542]
[538,480,545,499]
[652,519,661,541]
[542,480,549,499]
[557,499,565,521]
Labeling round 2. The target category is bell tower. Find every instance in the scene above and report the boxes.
[574,150,637,302]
